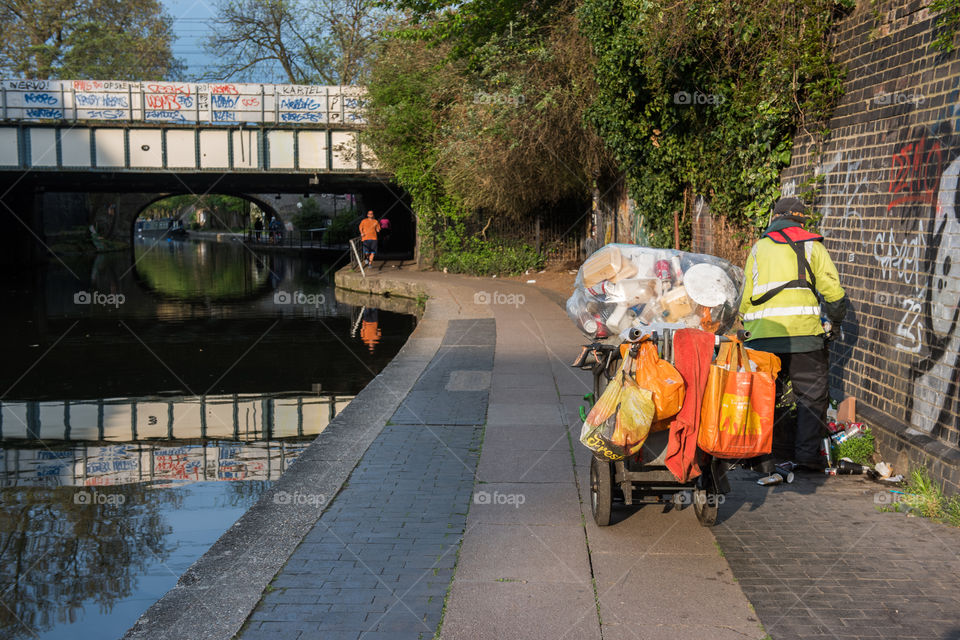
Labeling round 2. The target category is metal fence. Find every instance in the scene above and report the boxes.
[487,211,587,264]
[244,227,346,250]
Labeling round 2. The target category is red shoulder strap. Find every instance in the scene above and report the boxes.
[764,227,823,243]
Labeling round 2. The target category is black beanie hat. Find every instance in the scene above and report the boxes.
[772,197,809,217]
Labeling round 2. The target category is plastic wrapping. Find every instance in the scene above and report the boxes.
[567,244,744,338]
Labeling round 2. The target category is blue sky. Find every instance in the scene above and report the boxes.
[162,0,218,79]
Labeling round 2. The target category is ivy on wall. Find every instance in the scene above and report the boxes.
[578,0,852,245]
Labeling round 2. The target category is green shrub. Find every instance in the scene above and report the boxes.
[324,209,359,245]
[879,466,960,528]
[946,495,960,528]
[435,238,543,276]
[831,428,875,466]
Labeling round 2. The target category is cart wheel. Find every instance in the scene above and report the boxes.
[590,456,613,526]
[693,488,719,527]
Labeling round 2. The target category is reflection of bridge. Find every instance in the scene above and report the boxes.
[0,392,353,487]
[0,392,352,442]
[0,439,310,487]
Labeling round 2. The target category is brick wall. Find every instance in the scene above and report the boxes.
[781,0,960,493]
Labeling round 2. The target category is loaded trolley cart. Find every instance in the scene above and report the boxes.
[572,329,739,527]
[565,243,759,528]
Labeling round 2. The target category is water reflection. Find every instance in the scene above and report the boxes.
[358,308,381,353]
[132,238,272,301]
[0,238,417,639]
[0,393,352,487]
[1,393,353,444]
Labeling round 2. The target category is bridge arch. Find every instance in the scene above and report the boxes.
[130,193,282,236]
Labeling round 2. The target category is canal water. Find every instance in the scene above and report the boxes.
[0,237,416,640]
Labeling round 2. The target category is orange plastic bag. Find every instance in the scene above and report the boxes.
[697,340,780,460]
[619,340,685,423]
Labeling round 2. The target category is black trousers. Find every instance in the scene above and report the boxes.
[772,347,830,463]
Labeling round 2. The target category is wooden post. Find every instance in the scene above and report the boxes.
[673,209,680,250]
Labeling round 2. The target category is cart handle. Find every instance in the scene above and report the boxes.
[625,328,750,344]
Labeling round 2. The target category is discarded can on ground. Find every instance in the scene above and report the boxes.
[824,467,838,476]
[757,474,783,486]
[772,467,795,484]
[822,437,833,467]
[837,459,868,475]
[774,464,797,483]
[833,422,866,445]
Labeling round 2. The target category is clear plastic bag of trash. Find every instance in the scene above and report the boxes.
[567,244,744,339]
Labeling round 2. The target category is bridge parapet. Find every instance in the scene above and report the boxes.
[1,79,365,126]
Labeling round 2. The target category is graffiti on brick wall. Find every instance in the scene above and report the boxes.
[911,147,960,434]
[817,126,960,439]
[816,150,868,266]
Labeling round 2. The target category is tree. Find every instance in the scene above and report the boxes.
[203,0,392,84]
[363,0,613,269]
[0,0,183,80]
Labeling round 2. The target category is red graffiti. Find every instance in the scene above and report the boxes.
[73,80,103,91]
[146,83,191,96]
[210,84,239,95]
[146,94,182,110]
[241,97,260,107]
[888,134,944,210]
[155,455,199,480]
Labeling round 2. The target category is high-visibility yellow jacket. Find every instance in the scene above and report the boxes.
[740,222,846,352]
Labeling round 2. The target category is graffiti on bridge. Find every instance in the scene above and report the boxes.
[2,79,365,125]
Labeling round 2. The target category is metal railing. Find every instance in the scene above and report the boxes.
[244,227,350,251]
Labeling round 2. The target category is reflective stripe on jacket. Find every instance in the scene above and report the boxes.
[739,230,845,340]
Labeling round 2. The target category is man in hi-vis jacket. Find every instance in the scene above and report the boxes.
[740,197,848,472]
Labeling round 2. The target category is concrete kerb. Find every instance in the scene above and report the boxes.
[121,270,453,640]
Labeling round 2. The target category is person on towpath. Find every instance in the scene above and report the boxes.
[359,210,380,267]
[739,197,848,473]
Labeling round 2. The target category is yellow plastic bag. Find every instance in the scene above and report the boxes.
[580,356,656,461]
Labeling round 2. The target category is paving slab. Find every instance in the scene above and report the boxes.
[454,523,593,584]
[391,319,495,425]
[439,581,601,640]
[491,372,559,392]
[477,448,574,483]
[466,482,582,525]
[482,422,570,449]
[486,401,565,426]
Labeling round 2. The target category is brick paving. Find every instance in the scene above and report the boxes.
[238,319,493,640]
[714,468,960,640]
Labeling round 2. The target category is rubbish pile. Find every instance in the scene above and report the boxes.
[566,244,745,339]
[756,402,904,485]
